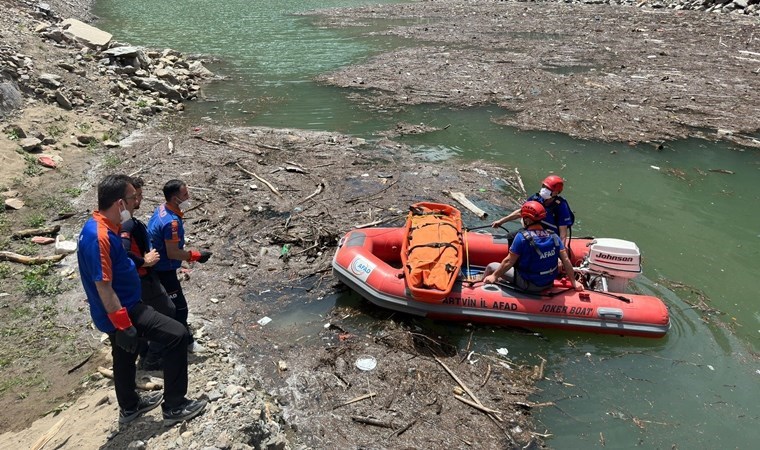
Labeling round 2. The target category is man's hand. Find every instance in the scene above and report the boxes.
[189,250,213,263]
[198,250,212,263]
[113,326,139,353]
[483,274,497,284]
[143,249,160,267]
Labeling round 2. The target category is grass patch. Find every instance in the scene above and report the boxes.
[26,213,47,228]
[0,263,11,279]
[22,264,63,297]
[23,155,43,177]
[5,129,20,140]
[46,124,65,139]
[62,187,82,197]
[103,154,121,169]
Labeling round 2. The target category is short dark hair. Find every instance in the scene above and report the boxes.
[162,179,186,200]
[98,174,133,210]
[131,176,145,189]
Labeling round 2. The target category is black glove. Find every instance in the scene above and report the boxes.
[113,326,139,353]
[198,250,213,263]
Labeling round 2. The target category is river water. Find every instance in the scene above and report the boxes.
[94,1,760,447]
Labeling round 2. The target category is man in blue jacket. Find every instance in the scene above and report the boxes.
[148,179,212,353]
[491,174,574,243]
[484,201,583,293]
[78,174,206,426]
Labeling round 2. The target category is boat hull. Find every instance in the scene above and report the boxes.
[332,228,670,338]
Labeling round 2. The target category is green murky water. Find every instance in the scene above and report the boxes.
[93,1,760,447]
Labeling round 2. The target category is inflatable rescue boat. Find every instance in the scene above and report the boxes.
[332,227,670,338]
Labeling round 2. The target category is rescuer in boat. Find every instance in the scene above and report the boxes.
[483,201,583,293]
[490,174,574,244]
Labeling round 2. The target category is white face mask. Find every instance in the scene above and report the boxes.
[539,187,553,200]
[119,202,132,224]
[178,199,192,211]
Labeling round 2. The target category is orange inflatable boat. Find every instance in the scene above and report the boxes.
[332,227,670,338]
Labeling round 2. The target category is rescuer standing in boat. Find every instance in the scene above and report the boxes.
[483,201,583,293]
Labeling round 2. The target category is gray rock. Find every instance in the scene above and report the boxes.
[39,73,62,88]
[262,435,287,450]
[0,76,23,118]
[207,389,223,402]
[188,61,214,79]
[136,77,183,100]
[102,45,142,58]
[19,137,42,152]
[3,124,26,139]
[126,440,146,450]
[61,18,112,48]
[55,90,73,110]
[76,134,97,144]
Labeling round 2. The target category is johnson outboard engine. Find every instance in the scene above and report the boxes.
[578,238,642,293]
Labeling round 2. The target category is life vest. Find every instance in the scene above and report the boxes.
[515,229,561,280]
[527,194,574,231]
[401,202,463,300]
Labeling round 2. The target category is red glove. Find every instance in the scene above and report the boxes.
[107,307,133,331]
[188,250,212,263]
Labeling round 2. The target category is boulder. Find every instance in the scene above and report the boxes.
[0,74,23,118]
[61,18,112,48]
[19,137,42,152]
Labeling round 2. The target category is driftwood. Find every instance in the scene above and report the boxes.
[345,180,398,204]
[515,168,527,194]
[285,165,308,174]
[12,225,61,239]
[708,168,735,175]
[236,163,282,196]
[30,417,66,450]
[300,182,325,204]
[442,191,487,219]
[354,216,399,229]
[435,357,483,407]
[98,366,162,390]
[67,352,93,374]
[0,251,65,265]
[454,394,502,419]
[333,392,376,409]
[351,416,395,429]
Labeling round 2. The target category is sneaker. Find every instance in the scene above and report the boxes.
[119,391,164,424]
[188,341,206,353]
[163,399,207,427]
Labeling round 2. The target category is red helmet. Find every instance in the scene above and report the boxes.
[543,175,564,194]
[521,201,546,222]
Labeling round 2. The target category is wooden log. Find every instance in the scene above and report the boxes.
[300,182,325,204]
[435,356,483,407]
[351,416,395,429]
[453,394,503,421]
[12,225,61,239]
[236,163,282,197]
[333,392,376,409]
[442,191,487,219]
[30,417,66,450]
[0,251,65,265]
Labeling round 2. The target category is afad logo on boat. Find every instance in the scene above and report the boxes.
[350,256,376,282]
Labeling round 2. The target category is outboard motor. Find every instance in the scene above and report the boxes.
[581,238,642,292]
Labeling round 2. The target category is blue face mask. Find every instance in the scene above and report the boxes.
[539,187,553,200]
